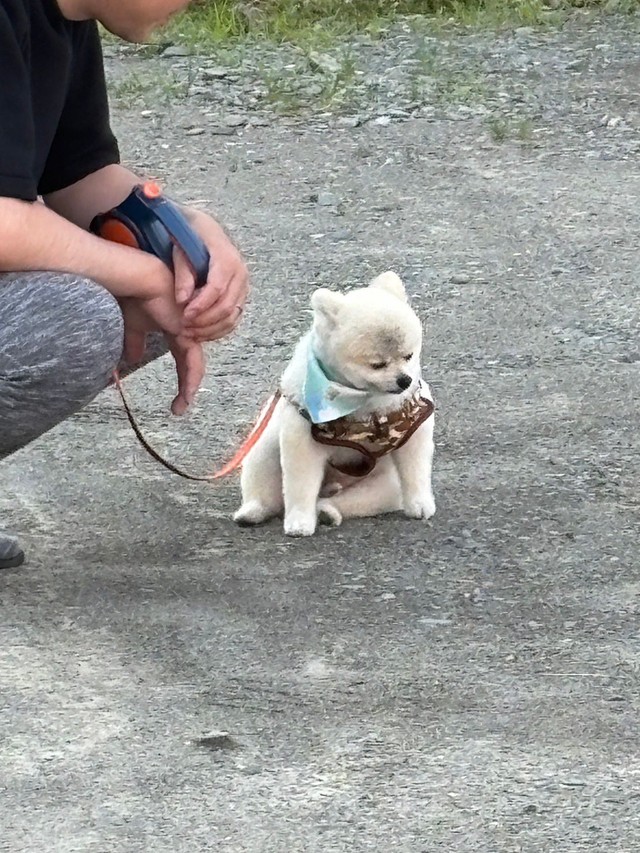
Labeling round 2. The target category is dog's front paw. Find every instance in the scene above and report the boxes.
[404,494,436,521]
[317,499,342,527]
[284,510,317,537]
[234,500,274,526]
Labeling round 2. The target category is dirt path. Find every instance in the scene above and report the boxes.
[1,14,639,852]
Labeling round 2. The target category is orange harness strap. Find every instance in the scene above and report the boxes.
[112,370,280,482]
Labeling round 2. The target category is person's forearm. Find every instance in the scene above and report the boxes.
[46,164,214,239]
[0,196,171,299]
[44,163,141,230]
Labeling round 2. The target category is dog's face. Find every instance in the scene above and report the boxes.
[310,272,423,395]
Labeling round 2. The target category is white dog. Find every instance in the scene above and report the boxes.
[233,271,436,537]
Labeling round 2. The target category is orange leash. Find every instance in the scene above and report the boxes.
[112,370,280,482]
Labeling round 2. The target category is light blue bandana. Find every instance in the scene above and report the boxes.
[303,345,370,424]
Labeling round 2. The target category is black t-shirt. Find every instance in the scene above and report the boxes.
[0,0,119,201]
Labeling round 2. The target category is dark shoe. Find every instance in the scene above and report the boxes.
[0,532,25,569]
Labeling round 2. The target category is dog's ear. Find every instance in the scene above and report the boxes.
[311,288,345,325]
[368,270,408,302]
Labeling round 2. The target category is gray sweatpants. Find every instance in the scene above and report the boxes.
[0,272,164,460]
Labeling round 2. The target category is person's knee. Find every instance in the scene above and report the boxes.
[62,277,125,386]
[0,274,125,457]
[19,274,124,392]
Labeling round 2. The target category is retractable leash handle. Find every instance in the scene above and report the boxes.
[90,182,210,288]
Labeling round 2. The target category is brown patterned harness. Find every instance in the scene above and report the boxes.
[298,388,435,478]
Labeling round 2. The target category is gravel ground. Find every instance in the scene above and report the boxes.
[1,13,639,852]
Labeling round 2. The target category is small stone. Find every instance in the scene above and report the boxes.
[186,127,205,136]
[192,731,238,750]
[376,592,396,602]
[522,804,538,815]
[248,116,271,127]
[331,228,352,241]
[303,659,334,679]
[162,45,191,57]
[374,115,392,126]
[202,67,229,80]
[225,115,248,127]
[606,116,622,128]
[308,51,341,74]
[316,191,340,207]
[336,116,362,128]
[140,110,154,118]
[469,587,484,604]
[451,273,471,284]
[210,126,237,136]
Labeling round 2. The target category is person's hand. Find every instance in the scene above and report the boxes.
[119,295,205,416]
[119,284,184,364]
[165,334,206,416]
[173,210,250,342]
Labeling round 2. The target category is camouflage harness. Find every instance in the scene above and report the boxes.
[293,386,435,478]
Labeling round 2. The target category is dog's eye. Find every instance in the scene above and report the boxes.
[403,353,413,361]
[370,361,388,370]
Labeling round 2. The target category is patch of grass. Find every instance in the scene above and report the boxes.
[167,0,434,46]
[449,0,561,26]
[435,72,488,104]
[319,53,359,102]
[257,52,361,114]
[108,71,191,107]
[164,0,249,43]
[161,0,640,48]
[258,69,309,114]
[409,42,440,74]
[486,115,535,142]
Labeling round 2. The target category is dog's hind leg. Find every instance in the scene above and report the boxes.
[317,460,402,526]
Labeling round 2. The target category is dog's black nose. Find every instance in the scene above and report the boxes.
[396,373,412,390]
